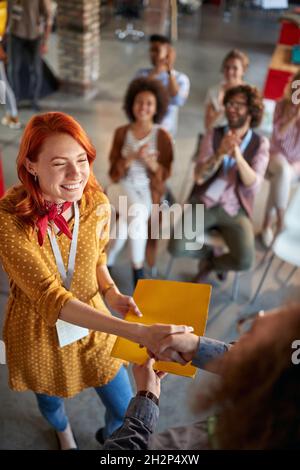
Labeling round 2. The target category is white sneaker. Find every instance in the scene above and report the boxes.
[261,227,274,248]
[1,115,22,129]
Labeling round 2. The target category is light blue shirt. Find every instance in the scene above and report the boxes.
[136,68,190,138]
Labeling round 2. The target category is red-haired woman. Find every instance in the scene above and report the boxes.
[0,112,190,450]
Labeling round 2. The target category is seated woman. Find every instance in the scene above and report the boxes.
[103,303,300,450]
[204,49,249,131]
[107,77,173,285]
[261,71,300,247]
[0,111,188,450]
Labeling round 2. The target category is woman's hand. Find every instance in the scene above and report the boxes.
[136,144,159,172]
[141,152,159,172]
[104,288,142,318]
[141,323,194,357]
[133,358,167,399]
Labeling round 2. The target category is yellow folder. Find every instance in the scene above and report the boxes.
[111,279,211,378]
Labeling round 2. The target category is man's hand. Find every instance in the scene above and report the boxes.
[104,288,142,318]
[217,130,241,156]
[133,358,167,400]
[165,45,176,72]
[142,324,194,357]
[148,332,200,364]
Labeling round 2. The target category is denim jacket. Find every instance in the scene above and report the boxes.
[103,337,229,450]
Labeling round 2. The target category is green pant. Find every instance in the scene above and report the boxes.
[168,205,255,272]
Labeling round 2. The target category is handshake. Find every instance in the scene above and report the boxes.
[145,331,200,365]
[134,331,200,401]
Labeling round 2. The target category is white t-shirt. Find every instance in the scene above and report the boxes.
[122,125,159,187]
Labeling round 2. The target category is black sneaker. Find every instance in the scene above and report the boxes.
[95,427,105,446]
[133,267,145,286]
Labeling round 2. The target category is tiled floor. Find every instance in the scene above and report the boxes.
[0,4,299,449]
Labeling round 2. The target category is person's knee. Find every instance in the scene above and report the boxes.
[232,247,254,271]
[275,159,292,179]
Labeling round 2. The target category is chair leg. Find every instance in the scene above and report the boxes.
[165,257,174,279]
[255,245,273,271]
[150,266,158,279]
[284,266,298,285]
[250,253,275,304]
[231,272,240,301]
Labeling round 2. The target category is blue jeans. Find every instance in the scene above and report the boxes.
[35,366,133,437]
[8,34,42,105]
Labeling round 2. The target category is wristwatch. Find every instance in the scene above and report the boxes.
[136,390,159,406]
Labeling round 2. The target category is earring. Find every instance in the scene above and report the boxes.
[34,174,38,183]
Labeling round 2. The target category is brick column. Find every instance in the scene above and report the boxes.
[144,0,170,36]
[56,0,100,97]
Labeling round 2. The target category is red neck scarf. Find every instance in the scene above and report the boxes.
[36,201,73,246]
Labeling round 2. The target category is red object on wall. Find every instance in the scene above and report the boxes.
[0,153,5,198]
[278,21,300,46]
[263,68,293,100]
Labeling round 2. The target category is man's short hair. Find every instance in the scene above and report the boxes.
[223,85,264,128]
[149,34,171,45]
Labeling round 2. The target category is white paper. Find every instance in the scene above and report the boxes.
[56,319,89,348]
[204,178,228,202]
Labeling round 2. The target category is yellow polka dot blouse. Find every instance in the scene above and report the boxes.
[0,190,124,398]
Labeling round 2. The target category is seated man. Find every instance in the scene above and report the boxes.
[169,84,270,281]
[103,304,300,450]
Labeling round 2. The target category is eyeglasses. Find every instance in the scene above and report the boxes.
[225,100,248,111]
[237,310,265,336]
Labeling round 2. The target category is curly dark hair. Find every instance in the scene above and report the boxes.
[123,77,169,124]
[223,84,264,128]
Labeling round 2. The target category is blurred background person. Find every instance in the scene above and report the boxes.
[169,85,269,282]
[103,304,300,450]
[107,77,173,285]
[261,71,300,247]
[8,0,52,111]
[136,34,190,139]
[204,49,249,131]
[0,0,21,129]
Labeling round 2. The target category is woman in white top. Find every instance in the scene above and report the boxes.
[107,77,173,285]
[204,49,249,131]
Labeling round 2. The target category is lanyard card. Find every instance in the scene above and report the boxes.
[56,319,89,348]
[48,202,89,347]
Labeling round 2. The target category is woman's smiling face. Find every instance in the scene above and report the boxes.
[26,133,90,203]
